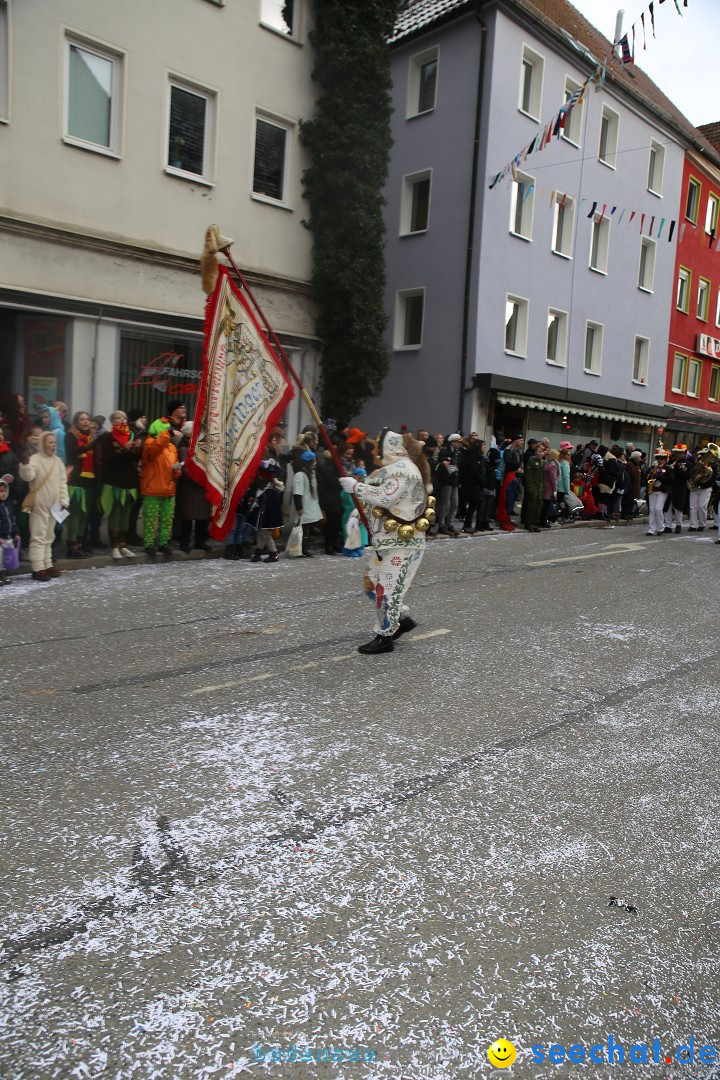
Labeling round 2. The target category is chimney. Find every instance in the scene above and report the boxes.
[614,9,624,59]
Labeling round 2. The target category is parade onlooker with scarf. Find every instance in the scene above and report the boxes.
[65,411,95,558]
[19,430,69,582]
[94,410,142,559]
[141,415,182,558]
[0,475,20,585]
[292,449,322,557]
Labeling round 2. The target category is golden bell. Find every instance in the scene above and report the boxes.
[397,524,415,540]
[415,517,430,532]
[371,506,385,519]
[424,508,436,524]
[383,517,398,532]
[426,495,436,508]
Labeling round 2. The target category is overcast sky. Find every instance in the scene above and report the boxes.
[570,0,719,127]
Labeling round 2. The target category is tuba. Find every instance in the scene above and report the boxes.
[687,444,720,489]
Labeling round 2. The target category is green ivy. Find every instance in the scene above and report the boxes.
[300,0,399,422]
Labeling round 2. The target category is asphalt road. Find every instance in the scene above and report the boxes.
[2,524,719,1078]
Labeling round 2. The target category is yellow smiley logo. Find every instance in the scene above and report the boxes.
[487,1039,517,1068]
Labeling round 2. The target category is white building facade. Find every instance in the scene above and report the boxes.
[0,0,319,431]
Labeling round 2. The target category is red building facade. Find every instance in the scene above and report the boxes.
[665,152,720,447]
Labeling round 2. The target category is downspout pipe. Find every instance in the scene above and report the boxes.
[457,1,488,433]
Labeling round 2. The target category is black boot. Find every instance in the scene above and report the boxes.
[393,617,417,640]
[223,545,236,560]
[301,540,313,558]
[250,549,263,562]
[358,635,395,655]
[263,551,279,562]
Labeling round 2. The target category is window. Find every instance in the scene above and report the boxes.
[638,237,656,292]
[676,267,691,312]
[589,213,610,273]
[253,115,291,202]
[407,48,437,117]
[167,81,215,179]
[709,365,720,402]
[686,177,701,223]
[546,309,568,366]
[562,77,583,146]
[632,336,649,384]
[687,358,701,397]
[706,193,719,236]
[519,46,544,120]
[716,288,720,327]
[647,140,665,196]
[551,193,575,257]
[671,352,688,393]
[260,0,298,37]
[698,277,710,321]
[598,104,619,168]
[400,170,431,235]
[584,321,603,375]
[505,295,529,356]
[0,1,7,121]
[65,36,123,153]
[509,171,535,240]
[394,289,425,349]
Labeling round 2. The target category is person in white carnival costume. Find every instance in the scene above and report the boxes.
[339,429,433,655]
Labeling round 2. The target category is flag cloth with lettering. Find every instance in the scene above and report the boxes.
[186,266,294,539]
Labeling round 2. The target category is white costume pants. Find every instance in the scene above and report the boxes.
[29,508,57,570]
[689,487,712,528]
[648,492,668,536]
[364,540,425,637]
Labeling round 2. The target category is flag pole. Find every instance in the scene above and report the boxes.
[219,243,374,539]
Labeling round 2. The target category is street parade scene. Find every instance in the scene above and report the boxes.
[3,0,720,1077]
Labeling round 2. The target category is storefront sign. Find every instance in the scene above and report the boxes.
[27,376,58,413]
[130,351,202,395]
[697,334,720,359]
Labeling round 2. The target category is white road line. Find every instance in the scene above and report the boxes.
[189,631,452,696]
[527,542,648,567]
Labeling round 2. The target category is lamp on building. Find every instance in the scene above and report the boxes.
[561,413,571,431]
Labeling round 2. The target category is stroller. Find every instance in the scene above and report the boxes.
[558,490,585,523]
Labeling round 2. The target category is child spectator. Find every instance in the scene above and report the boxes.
[18,430,69,582]
[141,417,182,558]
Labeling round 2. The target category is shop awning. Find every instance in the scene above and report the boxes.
[496,394,660,427]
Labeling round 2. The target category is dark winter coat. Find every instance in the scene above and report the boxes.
[94,431,142,489]
[670,456,691,506]
[316,452,343,514]
[177,441,211,521]
[65,431,95,489]
[521,455,544,525]
[0,444,22,500]
[435,446,460,488]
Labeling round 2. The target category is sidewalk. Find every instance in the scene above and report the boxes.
[4,515,654,583]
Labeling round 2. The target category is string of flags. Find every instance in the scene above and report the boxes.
[488,0,690,192]
[513,180,720,251]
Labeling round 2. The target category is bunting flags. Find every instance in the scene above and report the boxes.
[488,0,689,191]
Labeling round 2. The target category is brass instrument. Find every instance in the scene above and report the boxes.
[687,444,720,490]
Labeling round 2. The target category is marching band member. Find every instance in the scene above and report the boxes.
[646,448,671,537]
[687,444,719,531]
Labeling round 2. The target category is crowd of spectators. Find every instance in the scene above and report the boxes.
[1,389,719,584]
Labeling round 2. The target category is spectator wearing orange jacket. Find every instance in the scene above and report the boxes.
[141,418,182,558]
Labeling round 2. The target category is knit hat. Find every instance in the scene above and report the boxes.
[166,398,185,416]
[300,449,316,462]
[424,435,438,448]
[630,451,643,460]
[447,433,462,443]
[346,427,367,444]
[127,407,145,423]
[149,419,171,437]
[353,466,367,477]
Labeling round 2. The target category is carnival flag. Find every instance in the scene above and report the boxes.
[186,266,294,539]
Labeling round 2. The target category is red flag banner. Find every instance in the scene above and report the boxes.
[186,266,294,539]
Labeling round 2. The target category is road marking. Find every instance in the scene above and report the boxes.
[189,630,452,695]
[527,542,648,568]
